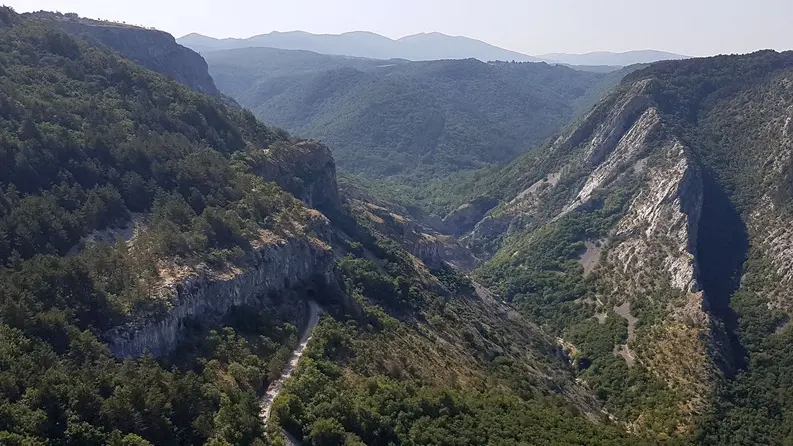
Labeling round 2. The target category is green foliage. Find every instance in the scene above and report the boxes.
[617,50,793,443]
[258,215,640,444]
[207,50,632,183]
[626,50,793,213]
[0,11,316,445]
[273,324,636,446]
[0,12,305,268]
[473,182,688,438]
[697,252,793,445]
[477,187,632,332]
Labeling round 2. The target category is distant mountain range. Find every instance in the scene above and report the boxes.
[538,50,688,66]
[178,31,542,63]
[177,31,688,66]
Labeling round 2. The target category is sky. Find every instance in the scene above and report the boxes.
[6,0,792,56]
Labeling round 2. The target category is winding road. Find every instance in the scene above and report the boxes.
[260,301,322,425]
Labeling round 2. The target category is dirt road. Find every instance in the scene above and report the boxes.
[260,301,322,425]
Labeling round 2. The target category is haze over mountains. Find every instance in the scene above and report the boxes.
[178,30,688,66]
[539,50,688,66]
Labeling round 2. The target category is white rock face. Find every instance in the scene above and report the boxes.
[476,78,720,428]
[608,139,703,295]
[490,79,658,228]
[563,107,662,216]
[108,228,335,358]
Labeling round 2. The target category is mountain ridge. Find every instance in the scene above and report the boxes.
[7,5,793,445]
[179,30,687,65]
[539,49,690,66]
[26,11,221,96]
[431,49,793,442]
[0,9,634,444]
[179,30,542,62]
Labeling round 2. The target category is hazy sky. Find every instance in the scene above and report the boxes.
[6,0,792,56]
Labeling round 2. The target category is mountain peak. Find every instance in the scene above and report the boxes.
[399,31,450,38]
[179,32,208,39]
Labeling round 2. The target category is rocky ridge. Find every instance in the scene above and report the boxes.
[108,141,343,358]
[441,51,793,439]
[109,222,334,357]
[26,11,221,97]
[255,140,341,212]
[460,70,718,432]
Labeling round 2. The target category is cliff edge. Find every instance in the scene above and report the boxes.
[26,11,221,97]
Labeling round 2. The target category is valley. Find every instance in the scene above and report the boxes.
[202,47,636,184]
[0,4,792,446]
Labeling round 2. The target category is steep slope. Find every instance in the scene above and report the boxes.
[441,50,793,441]
[0,8,338,445]
[264,203,633,444]
[26,11,220,97]
[178,30,540,62]
[207,53,632,181]
[0,9,633,445]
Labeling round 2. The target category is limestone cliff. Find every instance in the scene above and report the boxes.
[26,11,220,97]
[442,196,499,237]
[109,214,335,358]
[350,199,478,270]
[106,139,343,358]
[470,74,719,432]
[469,52,793,436]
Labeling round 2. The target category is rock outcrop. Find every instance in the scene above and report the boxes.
[104,137,347,358]
[26,11,220,97]
[468,74,726,431]
[351,199,478,270]
[442,196,499,236]
[109,219,335,358]
[257,140,341,212]
[106,137,348,358]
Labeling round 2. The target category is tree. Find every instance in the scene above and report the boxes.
[308,418,346,446]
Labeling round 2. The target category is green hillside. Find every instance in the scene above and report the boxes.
[0,9,635,445]
[204,48,633,182]
[0,8,321,445]
[436,50,793,442]
[10,4,793,445]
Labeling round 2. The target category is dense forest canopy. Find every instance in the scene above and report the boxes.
[0,8,320,444]
[204,48,634,183]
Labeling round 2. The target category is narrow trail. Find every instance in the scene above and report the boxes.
[260,301,322,426]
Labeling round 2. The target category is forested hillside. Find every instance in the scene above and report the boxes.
[26,11,221,97]
[0,9,636,445]
[0,7,324,444]
[203,47,407,99]
[433,50,793,443]
[204,48,633,182]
